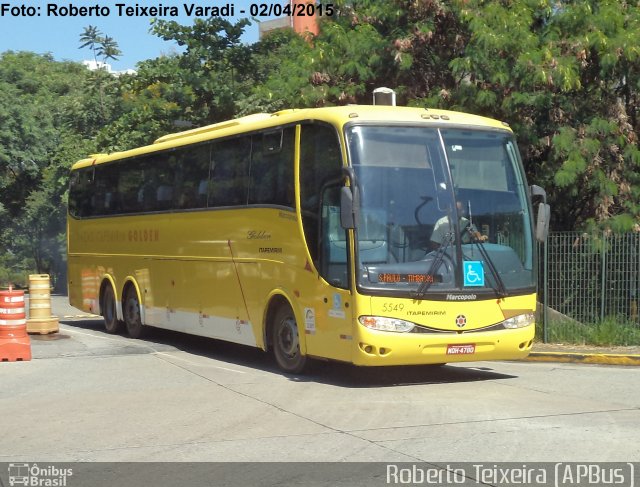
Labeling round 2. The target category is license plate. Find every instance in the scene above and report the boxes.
[446,344,476,355]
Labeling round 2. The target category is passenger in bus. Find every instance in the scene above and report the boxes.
[178,183,199,209]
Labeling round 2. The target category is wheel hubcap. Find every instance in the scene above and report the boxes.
[105,302,114,322]
[278,317,299,358]
[125,298,139,324]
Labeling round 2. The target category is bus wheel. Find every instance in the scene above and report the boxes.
[272,305,307,374]
[102,284,123,334]
[123,286,146,339]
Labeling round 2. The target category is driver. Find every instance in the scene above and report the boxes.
[430,201,487,249]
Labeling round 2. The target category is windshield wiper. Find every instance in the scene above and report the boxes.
[462,222,508,297]
[412,231,454,299]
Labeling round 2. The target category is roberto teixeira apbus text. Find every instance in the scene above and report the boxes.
[385,463,636,486]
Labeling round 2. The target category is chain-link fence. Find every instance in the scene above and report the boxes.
[538,232,640,345]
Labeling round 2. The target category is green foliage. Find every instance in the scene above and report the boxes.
[79,25,122,63]
[538,315,640,346]
[78,26,123,123]
[251,0,467,107]
[95,17,261,150]
[0,51,101,289]
[147,17,256,124]
[441,0,640,231]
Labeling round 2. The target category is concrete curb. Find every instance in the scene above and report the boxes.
[524,351,640,366]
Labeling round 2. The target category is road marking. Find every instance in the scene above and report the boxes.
[62,327,247,373]
[61,327,160,352]
[154,352,246,374]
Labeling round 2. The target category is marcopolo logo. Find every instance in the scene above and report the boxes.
[446,294,477,301]
[8,464,73,487]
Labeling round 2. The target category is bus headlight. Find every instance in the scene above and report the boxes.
[502,313,535,329]
[359,316,416,333]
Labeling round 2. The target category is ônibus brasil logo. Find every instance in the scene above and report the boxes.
[8,463,73,487]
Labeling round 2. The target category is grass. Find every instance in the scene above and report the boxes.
[536,316,640,346]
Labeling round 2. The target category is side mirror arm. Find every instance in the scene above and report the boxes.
[530,184,547,204]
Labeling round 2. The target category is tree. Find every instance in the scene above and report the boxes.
[441,0,640,231]
[0,52,101,288]
[149,17,256,124]
[94,17,260,150]
[249,1,469,107]
[78,25,102,65]
[251,0,640,231]
[79,26,122,66]
[97,35,122,62]
[79,26,123,122]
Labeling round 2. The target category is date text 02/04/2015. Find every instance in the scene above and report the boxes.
[2,3,336,18]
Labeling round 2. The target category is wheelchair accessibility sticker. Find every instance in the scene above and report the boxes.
[463,261,485,287]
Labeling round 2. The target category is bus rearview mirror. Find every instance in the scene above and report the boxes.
[536,203,550,242]
[340,186,357,229]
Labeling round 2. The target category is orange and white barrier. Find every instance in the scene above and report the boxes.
[26,274,59,334]
[0,288,32,362]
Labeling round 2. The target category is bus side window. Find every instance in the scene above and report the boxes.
[175,144,210,210]
[69,168,94,218]
[299,123,346,287]
[248,127,295,208]
[153,153,176,211]
[320,186,349,288]
[95,163,119,215]
[209,136,251,207]
[135,156,157,212]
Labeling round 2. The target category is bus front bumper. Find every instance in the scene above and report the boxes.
[352,325,535,366]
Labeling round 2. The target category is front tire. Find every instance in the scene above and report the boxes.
[102,284,123,334]
[123,286,146,339]
[272,305,307,374]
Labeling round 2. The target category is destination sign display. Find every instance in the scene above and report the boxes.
[377,273,442,284]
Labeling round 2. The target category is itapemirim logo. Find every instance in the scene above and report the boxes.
[8,463,73,487]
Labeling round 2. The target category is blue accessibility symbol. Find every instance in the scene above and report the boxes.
[463,261,485,287]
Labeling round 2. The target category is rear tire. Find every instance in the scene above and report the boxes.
[123,286,146,339]
[102,284,123,334]
[272,305,307,374]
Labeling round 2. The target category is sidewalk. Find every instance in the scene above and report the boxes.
[527,342,640,366]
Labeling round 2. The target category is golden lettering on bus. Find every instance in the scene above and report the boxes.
[97,230,126,242]
[79,230,94,242]
[79,230,129,243]
[128,228,160,243]
[247,230,271,240]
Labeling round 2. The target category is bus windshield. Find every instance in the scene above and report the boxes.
[346,125,534,297]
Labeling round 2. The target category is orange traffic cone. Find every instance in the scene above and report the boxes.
[0,287,32,362]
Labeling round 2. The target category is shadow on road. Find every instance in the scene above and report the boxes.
[60,318,518,388]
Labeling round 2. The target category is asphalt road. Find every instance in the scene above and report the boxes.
[0,296,639,464]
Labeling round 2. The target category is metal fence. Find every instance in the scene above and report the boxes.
[539,232,640,344]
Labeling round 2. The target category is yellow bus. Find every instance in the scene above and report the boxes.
[67,105,549,373]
